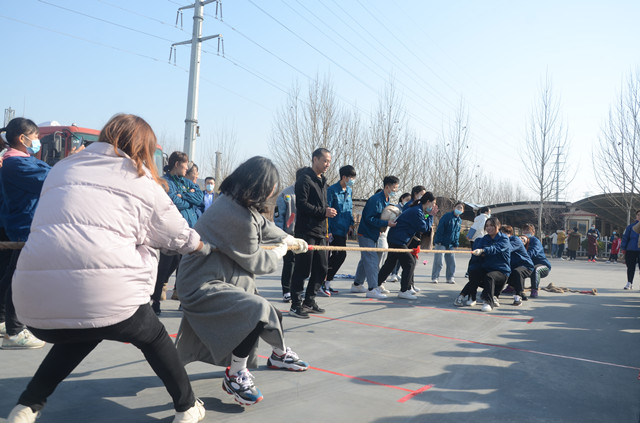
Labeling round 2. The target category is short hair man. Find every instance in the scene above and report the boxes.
[202,177,217,212]
[288,148,337,318]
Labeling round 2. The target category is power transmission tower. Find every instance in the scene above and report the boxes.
[4,107,15,127]
[170,1,223,161]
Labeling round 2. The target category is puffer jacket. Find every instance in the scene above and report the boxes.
[13,142,201,330]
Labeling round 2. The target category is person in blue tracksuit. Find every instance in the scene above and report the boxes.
[351,176,399,298]
[499,225,534,306]
[0,117,50,349]
[521,223,551,298]
[621,210,640,290]
[377,192,436,299]
[323,165,356,294]
[454,217,511,312]
[431,201,464,284]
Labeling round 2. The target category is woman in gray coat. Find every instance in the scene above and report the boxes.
[175,156,309,406]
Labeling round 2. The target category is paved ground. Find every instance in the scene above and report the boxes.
[1,250,639,423]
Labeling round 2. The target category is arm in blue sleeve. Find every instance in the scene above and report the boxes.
[181,179,204,206]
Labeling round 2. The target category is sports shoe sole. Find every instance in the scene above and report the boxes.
[266,357,309,371]
[222,379,263,406]
[288,309,310,319]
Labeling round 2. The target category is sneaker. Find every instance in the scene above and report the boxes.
[283,292,291,303]
[493,296,500,307]
[413,285,421,292]
[408,288,417,295]
[446,278,455,284]
[387,274,399,283]
[350,283,367,293]
[513,295,522,306]
[267,347,309,371]
[1,329,45,350]
[466,298,476,307]
[222,368,263,406]
[481,303,492,312]
[398,290,417,300]
[327,287,339,294]
[302,300,325,314]
[6,405,40,423]
[366,287,387,299]
[173,398,205,423]
[531,289,539,298]
[624,282,632,290]
[317,286,331,297]
[502,286,515,295]
[432,279,439,284]
[0,321,6,336]
[378,284,390,294]
[289,305,310,319]
[454,295,466,306]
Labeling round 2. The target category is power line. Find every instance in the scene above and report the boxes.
[96,0,188,33]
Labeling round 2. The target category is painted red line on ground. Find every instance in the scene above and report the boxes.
[362,298,532,322]
[527,318,535,324]
[397,384,434,403]
[310,315,640,371]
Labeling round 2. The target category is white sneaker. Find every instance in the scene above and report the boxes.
[481,303,492,312]
[624,282,632,290]
[409,288,417,295]
[0,321,6,336]
[454,295,465,306]
[378,284,390,294]
[1,329,45,350]
[173,398,205,423]
[493,297,500,307]
[365,287,387,299]
[413,286,421,292]
[466,298,476,306]
[387,274,399,283]
[350,283,367,293]
[398,290,417,300]
[432,279,439,284]
[447,278,455,284]
[7,404,40,423]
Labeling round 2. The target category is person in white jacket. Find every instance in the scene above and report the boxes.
[7,114,208,423]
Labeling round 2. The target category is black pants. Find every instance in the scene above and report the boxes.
[625,250,640,283]
[0,249,26,336]
[290,235,328,307]
[151,253,181,303]
[280,250,295,295]
[567,249,577,260]
[326,235,347,281]
[20,304,195,413]
[507,266,532,296]
[233,309,283,358]
[378,243,415,292]
[609,253,619,262]
[0,228,12,322]
[462,269,506,306]
[556,244,565,258]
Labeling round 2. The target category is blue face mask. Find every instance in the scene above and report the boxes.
[524,233,532,238]
[346,179,355,187]
[23,136,41,155]
[425,206,433,213]
[389,191,398,198]
[206,184,215,192]
[454,209,463,216]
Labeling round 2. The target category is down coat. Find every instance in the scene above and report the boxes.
[13,142,201,329]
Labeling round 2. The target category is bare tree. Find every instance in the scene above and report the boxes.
[202,126,242,184]
[439,99,474,201]
[521,74,570,231]
[594,69,640,224]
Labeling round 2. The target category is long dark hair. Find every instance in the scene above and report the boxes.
[219,156,280,213]
[410,191,435,208]
[1,117,38,148]
[163,151,188,173]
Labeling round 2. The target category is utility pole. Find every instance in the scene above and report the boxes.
[214,151,222,185]
[171,1,223,160]
[555,146,560,201]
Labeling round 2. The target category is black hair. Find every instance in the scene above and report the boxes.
[479,206,490,214]
[339,165,356,179]
[374,188,383,194]
[1,117,38,148]
[383,175,399,187]
[204,176,215,183]
[485,216,501,229]
[410,191,435,208]
[187,162,198,173]
[295,167,305,179]
[411,185,427,199]
[163,151,188,173]
[454,201,465,207]
[219,156,280,213]
[312,148,330,160]
[399,192,411,202]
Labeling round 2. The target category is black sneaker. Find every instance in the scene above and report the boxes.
[151,301,161,316]
[302,300,325,314]
[289,305,310,319]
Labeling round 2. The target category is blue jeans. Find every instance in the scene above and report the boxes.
[354,235,381,290]
[551,244,558,257]
[431,244,456,281]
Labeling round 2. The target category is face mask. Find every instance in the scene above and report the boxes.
[24,137,41,155]
[524,233,532,238]
[454,209,463,216]
[486,214,491,218]
[346,179,355,187]
[206,184,214,192]
[425,206,433,213]
[389,191,397,198]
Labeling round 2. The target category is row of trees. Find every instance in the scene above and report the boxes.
[269,75,529,205]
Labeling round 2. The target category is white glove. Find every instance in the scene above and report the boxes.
[272,243,288,258]
[193,242,215,256]
[472,249,484,256]
[284,235,308,254]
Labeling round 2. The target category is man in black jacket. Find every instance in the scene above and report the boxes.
[289,148,337,318]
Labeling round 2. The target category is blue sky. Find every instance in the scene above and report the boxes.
[2,0,639,201]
